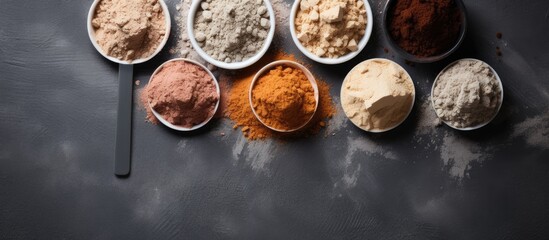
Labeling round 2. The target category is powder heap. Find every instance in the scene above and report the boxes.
[92,0,167,62]
[341,59,415,131]
[193,0,271,63]
[224,51,335,140]
[295,0,367,58]
[143,60,219,128]
[251,65,316,131]
[432,59,502,129]
[388,0,462,57]
[173,0,289,64]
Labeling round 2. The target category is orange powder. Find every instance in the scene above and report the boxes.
[224,50,335,140]
[251,65,316,131]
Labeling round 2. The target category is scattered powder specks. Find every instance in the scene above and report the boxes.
[416,95,442,136]
[271,0,291,44]
[325,96,347,135]
[440,132,492,180]
[40,141,100,188]
[172,0,213,70]
[511,110,549,149]
[134,186,163,220]
[231,134,279,173]
[176,139,191,154]
[414,96,442,150]
[342,161,361,189]
[334,136,396,189]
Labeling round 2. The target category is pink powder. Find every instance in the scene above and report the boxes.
[143,61,219,128]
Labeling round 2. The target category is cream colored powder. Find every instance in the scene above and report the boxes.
[341,59,415,131]
[295,0,367,58]
[92,0,166,62]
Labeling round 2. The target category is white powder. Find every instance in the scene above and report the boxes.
[193,0,271,63]
[231,133,278,173]
[416,95,442,136]
[332,136,396,189]
[511,111,549,149]
[440,132,492,180]
[414,96,442,150]
[325,96,348,135]
[432,59,502,129]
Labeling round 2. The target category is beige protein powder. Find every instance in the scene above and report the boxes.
[92,0,167,62]
[432,59,503,129]
[295,0,367,58]
[341,59,415,131]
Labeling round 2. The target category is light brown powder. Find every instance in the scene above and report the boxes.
[295,0,367,58]
[92,0,166,62]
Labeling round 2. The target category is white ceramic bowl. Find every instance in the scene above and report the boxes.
[187,0,276,70]
[341,58,415,133]
[431,58,504,131]
[249,60,319,132]
[290,0,374,65]
[148,58,220,131]
[87,0,171,65]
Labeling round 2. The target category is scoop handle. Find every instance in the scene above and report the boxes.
[114,64,133,176]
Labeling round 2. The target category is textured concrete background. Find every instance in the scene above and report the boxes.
[1,0,548,239]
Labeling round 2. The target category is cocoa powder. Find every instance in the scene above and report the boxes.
[388,0,462,57]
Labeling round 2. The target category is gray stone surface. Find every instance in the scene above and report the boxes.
[1,0,548,239]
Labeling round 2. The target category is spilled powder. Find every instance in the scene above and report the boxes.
[171,0,215,71]
[223,50,336,140]
[413,96,442,150]
[271,0,291,36]
[440,132,492,180]
[334,136,397,189]
[231,133,280,173]
[92,0,166,62]
[511,110,549,150]
[416,95,442,135]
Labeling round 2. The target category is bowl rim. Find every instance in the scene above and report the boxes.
[87,0,171,65]
[289,0,374,65]
[187,0,276,70]
[249,60,320,133]
[431,58,504,131]
[381,0,468,63]
[147,58,221,131]
[340,58,416,133]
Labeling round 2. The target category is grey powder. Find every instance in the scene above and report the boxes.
[193,0,271,63]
